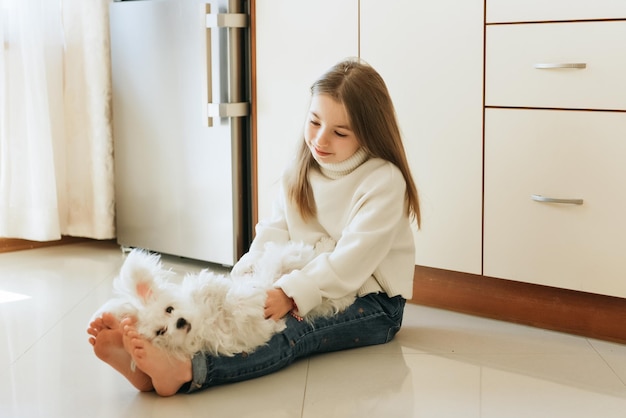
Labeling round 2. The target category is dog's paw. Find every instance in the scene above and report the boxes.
[231,251,263,279]
[314,236,336,254]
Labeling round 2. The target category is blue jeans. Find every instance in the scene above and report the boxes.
[183,293,406,393]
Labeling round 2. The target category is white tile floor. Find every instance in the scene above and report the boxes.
[2,241,626,417]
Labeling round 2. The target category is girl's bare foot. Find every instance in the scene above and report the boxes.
[122,318,193,397]
[87,313,154,392]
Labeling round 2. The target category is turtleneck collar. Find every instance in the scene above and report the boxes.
[317,148,369,179]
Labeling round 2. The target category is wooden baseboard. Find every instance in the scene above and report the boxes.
[410,265,626,344]
[0,236,88,253]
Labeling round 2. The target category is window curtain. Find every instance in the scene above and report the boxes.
[0,0,115,241]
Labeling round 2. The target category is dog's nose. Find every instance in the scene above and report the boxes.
[176,318,188,329]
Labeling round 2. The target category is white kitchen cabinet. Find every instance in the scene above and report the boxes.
[255,0,358,222]
[484,2,626,297]
[360,0,484,274]
[486,21,626,111]
[484,109,626,297]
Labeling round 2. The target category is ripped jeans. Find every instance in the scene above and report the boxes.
[183,293,406,393]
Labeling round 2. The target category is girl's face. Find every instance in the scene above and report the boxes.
[304,94,360,164]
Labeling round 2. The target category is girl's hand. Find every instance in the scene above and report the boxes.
[264,288,293,321]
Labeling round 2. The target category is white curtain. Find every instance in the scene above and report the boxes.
[0,0,115,241]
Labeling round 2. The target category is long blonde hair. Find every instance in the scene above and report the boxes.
[286,58,421,227]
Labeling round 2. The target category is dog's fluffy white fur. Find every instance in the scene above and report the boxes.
[91,238,355,359]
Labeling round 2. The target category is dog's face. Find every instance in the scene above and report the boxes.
[134,289,198,352]
[113,249,199,353]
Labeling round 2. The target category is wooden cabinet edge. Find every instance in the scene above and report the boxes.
[409,264,626,344]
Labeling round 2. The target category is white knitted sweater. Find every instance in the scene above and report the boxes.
[243,149,415,316]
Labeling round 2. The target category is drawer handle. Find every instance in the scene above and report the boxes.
[534,63,587,69]
[531,194,583,205]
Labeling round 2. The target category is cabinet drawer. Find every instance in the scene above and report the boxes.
[487,0,626,23]
[486,21,626,111]
[484,108,626,298]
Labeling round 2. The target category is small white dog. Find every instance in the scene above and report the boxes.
[91,238,354,360]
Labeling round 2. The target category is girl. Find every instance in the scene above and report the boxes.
[87,58,420,396]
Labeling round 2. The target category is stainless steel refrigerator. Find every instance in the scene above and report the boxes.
[109,0,251,266]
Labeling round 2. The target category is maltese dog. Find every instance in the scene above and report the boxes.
[91,237,354,360]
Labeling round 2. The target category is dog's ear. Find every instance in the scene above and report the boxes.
[130,265,157,303]
[114,249,165,304]
[135,281,153,303]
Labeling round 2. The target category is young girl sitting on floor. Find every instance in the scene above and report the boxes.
[87,58,420,396]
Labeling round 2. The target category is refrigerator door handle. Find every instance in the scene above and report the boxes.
[205,10,249,123]
[205,13,248,28]
[207,102,249,118]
